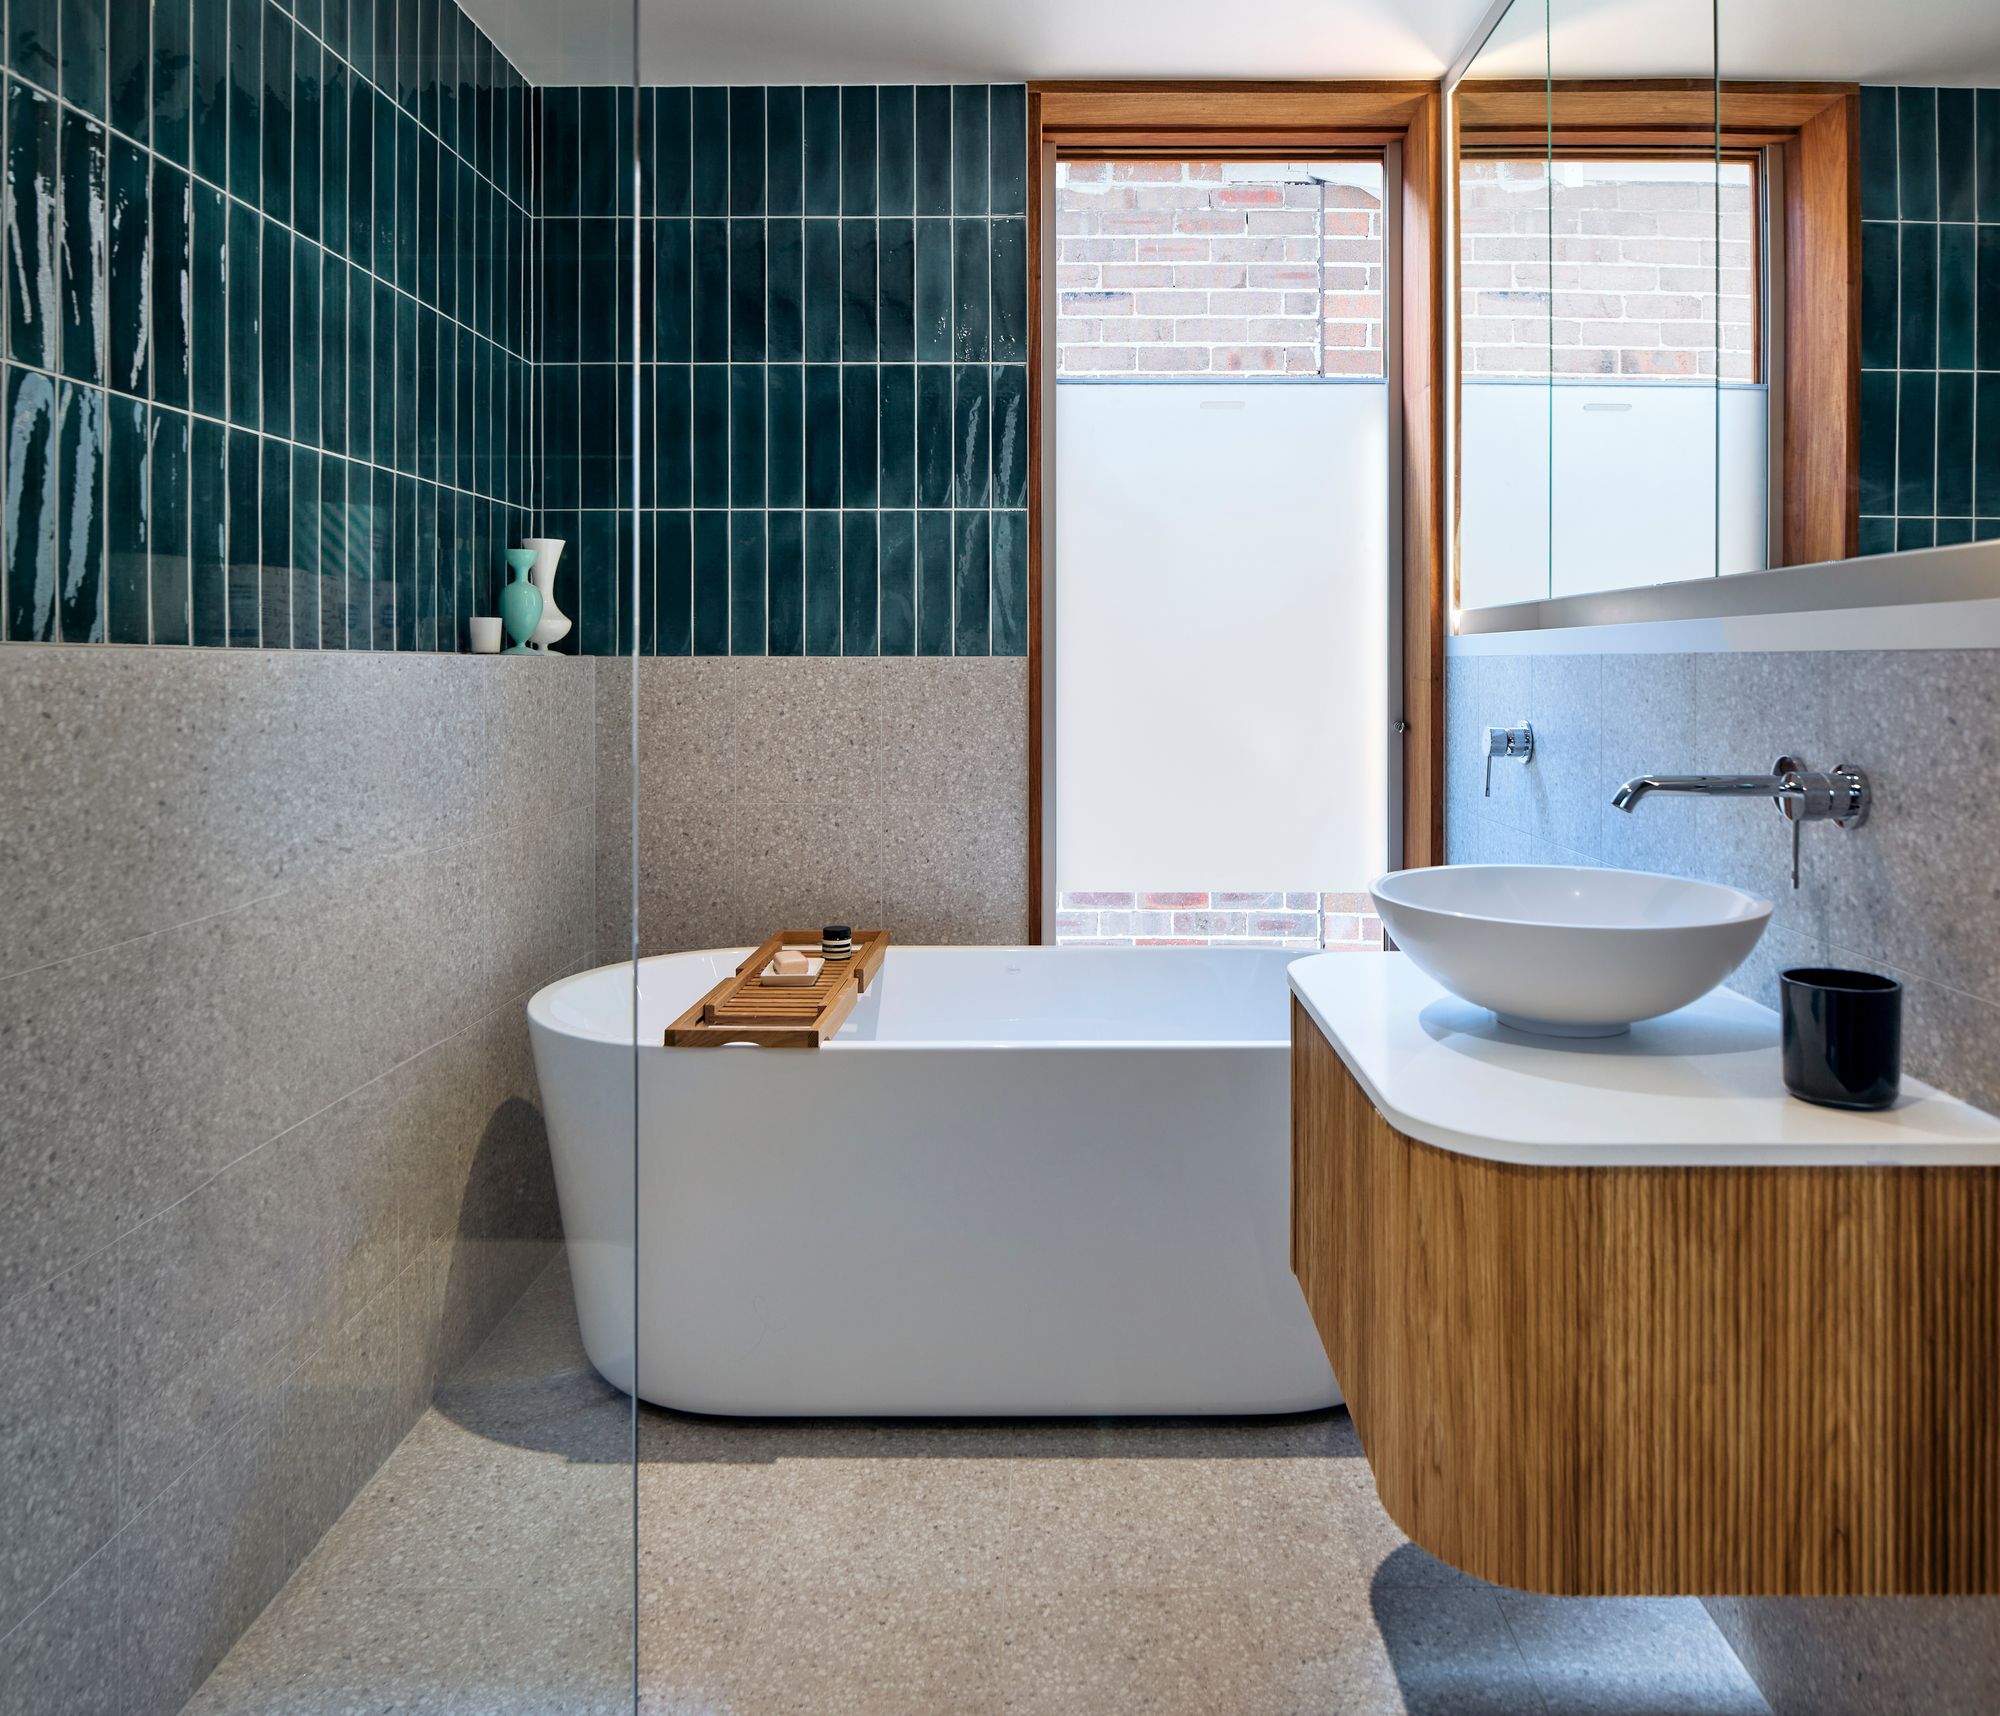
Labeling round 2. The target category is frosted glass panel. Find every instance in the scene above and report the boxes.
[1462,382,1768,604]
[1054,381,1390,896]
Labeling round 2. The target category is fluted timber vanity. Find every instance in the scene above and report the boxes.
[1288,953,2000,1598]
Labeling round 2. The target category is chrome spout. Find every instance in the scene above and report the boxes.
[1611,773,1798,812]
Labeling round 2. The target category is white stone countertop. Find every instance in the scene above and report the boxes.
[1286,952,2000,1168]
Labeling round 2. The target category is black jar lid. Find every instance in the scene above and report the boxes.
[822,924,852,941]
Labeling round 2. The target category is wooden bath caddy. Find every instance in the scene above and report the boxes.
[664,930,890,1048]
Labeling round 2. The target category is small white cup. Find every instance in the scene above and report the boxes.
[470,616,504,654]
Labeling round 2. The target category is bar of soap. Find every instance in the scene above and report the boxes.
[773,949,809,976]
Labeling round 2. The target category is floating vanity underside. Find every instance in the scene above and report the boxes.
[1287,955,2000,1598]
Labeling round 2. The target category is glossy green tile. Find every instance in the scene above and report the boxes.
[108,139,151,396]
[1934,517,1973,546]
[991,218,1026,362]
[952,509,988,655]
[993,364,1027,509]
[842,366,877,507]
[916,508,951,655]
[731,219,766,360]
[153,0,193,165]
[952,85,987,214]
[392,470,414,648]
[416,132,438,307]
[346,74,370,259]
[1859,367,1897,518]
[803,219,840,360]
[989,85,1027,217]
[1980,91,2000,223]
[414,475,436,650]
[60,111,106,385]
[10,0,57,93]
[261,435,292,645]
[914,85,951,216]
[1857,515,1896,557]
[876,86,913,217]
[542,217,578,362]
[293,447,322,648]
[61,0,107,118]
[226,428,259,642]
[729,511,765,654]
[1981,376,2000,518]
[804,508,840,654]
[1938,88,1976,223]
[109,0,149,140]
[879,509,914,655]
[803,86,840,216]
[345,263,370,460]
[953,363,989,507]
[1859,221,1898,371]
[953,217,988,360]
[657,509,692,655]
[692,508,728,653]
[56,383,105,640]
[1896,517,1935,551]
[262,225,293,436]
[655,88,691,217]
[1896,88,1936,221]
[190,415,227,644]
[841,219,877,359]
[4,367,58,640]
[767,218,803,362]
[879,365,914,507]
[149,407,190,645]
[804,364,840,507]
[7,84,59,372]
[692,218,728,360]
[692,364,727,507]
[1941,223,1976,371]
[349,0,375,82]
[1899,223,1936,370]
[916,363,953,508]
[1896,371,1935,517]
[393,0,417,111]
[229,0,260,202]
[150,164,190,410]
[992,509,1027,656]
[765,509,803,655]
[318,449,345,649]
[580,218,619,362]
[692,87,727,215]
[369,277,394,460]
[263,8,292,224]
[394,109,417,292]
[415,0,440,134]
[1979,228,2000,373]
[319,255,345,454]
[577,86,616,217]
[1938,371,1974,517]
[728,87,765,215]
[372,88,396,281]
[840,87,875,215]
[879,218,914,361]
[730,364,765,507]
[767,364,803,509]
[841,510,876,654]
[394,289,418,472]
[657,363,690,507]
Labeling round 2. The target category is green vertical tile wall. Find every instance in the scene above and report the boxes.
[1,0,535,648]
[537,84,1032,658]
[1859,85,2000,551]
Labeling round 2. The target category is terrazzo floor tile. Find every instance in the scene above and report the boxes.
[183,1256,1776,1716]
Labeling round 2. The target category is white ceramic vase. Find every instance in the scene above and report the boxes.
[522,537,572,651]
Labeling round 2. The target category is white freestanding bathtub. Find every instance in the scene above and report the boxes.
[525,946,1339,1417]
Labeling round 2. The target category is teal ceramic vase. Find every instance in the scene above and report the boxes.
[499,549,543,654]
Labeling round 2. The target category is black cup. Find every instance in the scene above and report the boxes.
[1779,968,1901,1110]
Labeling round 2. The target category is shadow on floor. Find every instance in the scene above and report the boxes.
[428,1253,1368,1466]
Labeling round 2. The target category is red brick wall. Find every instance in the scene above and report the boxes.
[1459,159,1756,381]
[1055,162,1386,377]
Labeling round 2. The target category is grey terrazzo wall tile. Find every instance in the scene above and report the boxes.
[0,647,591,1713]
[1444,644,2000,1108]
[1857,85,2000,550]
[607,655,1028,959]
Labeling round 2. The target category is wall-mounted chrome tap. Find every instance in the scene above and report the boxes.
[1611,756,1869,888]
[1483,723,1533,796]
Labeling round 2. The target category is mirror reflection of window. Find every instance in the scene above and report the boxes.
[1459,155,1767,605]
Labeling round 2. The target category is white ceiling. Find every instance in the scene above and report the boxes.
[465,0,2000,89]
[462,0,1491,86]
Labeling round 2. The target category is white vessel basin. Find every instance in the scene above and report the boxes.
[1369,865,1772,1036]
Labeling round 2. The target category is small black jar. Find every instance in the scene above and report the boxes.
[1779,967,1902,1110]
